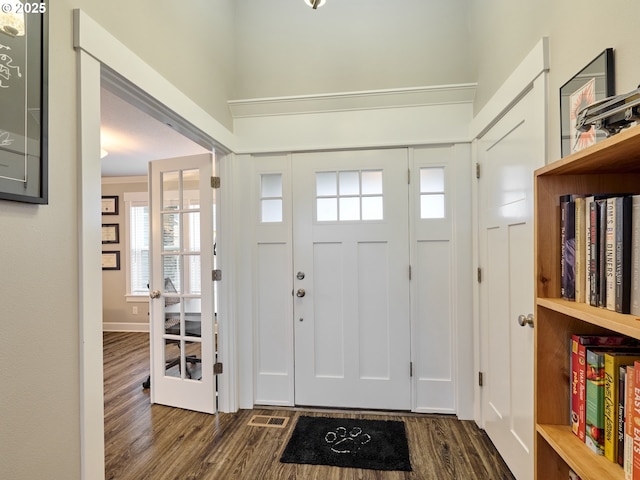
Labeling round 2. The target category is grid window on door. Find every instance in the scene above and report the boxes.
[420,167,445,219]
[316,170,383,222]
[260,173,283,223]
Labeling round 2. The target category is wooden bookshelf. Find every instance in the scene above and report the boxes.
[534,124,640,480]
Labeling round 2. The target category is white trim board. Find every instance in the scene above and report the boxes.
[103,322,150,333]
[470,37,549,140]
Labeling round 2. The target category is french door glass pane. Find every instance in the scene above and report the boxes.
[339,171,360,196]
[183,169,200,208]
[183,212,200,252]
[317,197,337,222]
[362,170,383,195]
[316,172,337,196]
[362,196,383,220]
[162,171,180,210]
[261,173,282,198]
[339,197,360,221]
[162,213,180,251]
[163,255,181,293]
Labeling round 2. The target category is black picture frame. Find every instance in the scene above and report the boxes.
[560,48,614,157]
[101,195,119,215]
[101,223,120,244]
[0,1,49,204]
[102,251,121,271]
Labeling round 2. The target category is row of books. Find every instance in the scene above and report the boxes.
[571,335,640,478]
[560,194,640,314]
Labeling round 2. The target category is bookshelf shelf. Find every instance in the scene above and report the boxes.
[535,124,640,480]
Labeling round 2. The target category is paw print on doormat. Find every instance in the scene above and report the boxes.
[324,426,371,455]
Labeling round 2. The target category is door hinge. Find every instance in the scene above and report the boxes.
[475,163,480,179]
[409,265,412,280]
[214,362,223,375]
[408,168,411,185]
[212,269,222,281]
[478,371,484,387]
[477,267,482,283]
[410,362,413,377]
[211,176,221,189]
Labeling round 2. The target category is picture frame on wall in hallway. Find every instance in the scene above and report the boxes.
[560,48,614,157]
[0,1,49,204]
[102,251,120,271]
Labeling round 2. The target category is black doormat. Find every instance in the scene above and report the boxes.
[280,416,412,471]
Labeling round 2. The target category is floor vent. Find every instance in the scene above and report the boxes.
[248,415,290,429]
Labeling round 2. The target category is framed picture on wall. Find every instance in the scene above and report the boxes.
[560,48,614,157]
[101,224,120,244]
[101,195,119,215]
[0,2,49,204]
[102,251,120,270]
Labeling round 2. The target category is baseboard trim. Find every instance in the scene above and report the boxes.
[103,322,149,333]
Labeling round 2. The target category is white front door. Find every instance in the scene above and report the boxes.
[477,79,546,479]
[292,149,411,410]
[149,153,216,414]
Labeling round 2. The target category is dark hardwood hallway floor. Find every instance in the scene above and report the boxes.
[104,332,515,480]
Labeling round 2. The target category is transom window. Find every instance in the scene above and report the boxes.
[419,167,445,219]
[316,170,383,222]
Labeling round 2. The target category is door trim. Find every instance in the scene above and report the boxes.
[471,38,549,427]
[75,10,236,479]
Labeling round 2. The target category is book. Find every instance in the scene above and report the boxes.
[633,362,640,480]
[615,196,633,313]
[631,195,640,316]
[561,195,577,300]
[604,352,640,462]
[586,348,606,454]
[575,196,587,303]
[620,365,628,466]
[585,196,594,305]
[589,197,601,306]
[598,198,608,307]
[571,335,640,442]
[606,197,617,311]
[626,365,635,480]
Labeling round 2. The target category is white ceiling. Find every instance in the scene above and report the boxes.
[100,88,209,177]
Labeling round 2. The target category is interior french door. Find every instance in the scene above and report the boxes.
[149,153,216,414]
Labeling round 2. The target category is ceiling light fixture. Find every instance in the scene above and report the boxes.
[0,7,25,37]
[304,0,326,9]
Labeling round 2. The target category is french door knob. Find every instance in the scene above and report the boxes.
[517,313,534,328]
[150,290,161,299]
[296,288,306,298]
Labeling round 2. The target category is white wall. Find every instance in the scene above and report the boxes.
[469,0,640,161]
[0,2,235,479]
[233,0,473,99]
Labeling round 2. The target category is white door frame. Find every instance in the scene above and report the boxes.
[471,37,549,426]
[74,9,236,480]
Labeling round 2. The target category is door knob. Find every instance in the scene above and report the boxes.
[150,290,161,299]
[517,313,534,328]
[296,288,306,298]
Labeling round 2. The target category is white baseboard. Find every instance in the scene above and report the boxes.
[102,322,149,333]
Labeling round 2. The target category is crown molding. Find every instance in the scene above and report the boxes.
[228,83,476,118]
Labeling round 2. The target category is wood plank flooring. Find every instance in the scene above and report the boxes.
[104,332,515,480]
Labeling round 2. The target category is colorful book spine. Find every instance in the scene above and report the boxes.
[562,196,577,300]
[620,365,628,466]
[625,364,635,480]
[606,197,617,311]
[604,352,640,462]
[589,198,600,306]
[571,335,640,442]
[576,196,586,303]
[598,198,608,308]
[631,195,640,316]
[633,362,640,480]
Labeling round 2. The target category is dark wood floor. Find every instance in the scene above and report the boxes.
[104,332,515,480]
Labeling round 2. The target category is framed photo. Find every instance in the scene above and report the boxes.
[101,223,120,244]
[101,195,119,215]
[0,2,49,204]
[560,48,614,157]
[102,251,120,270]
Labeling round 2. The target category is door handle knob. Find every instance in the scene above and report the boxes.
[296,288,306,298]
[150,290,161,299]
[517,313,534,328]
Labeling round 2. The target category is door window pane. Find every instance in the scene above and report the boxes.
[260,173,284,223]
[182,169,200,208]
[339,171,359,196]
[419,167,446,219]
[315,169,384,222]
[162,213,180,251]
[362,196,383,220]
[162,171,180,210]
[316,172,337,196]
[362,171,383,195]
